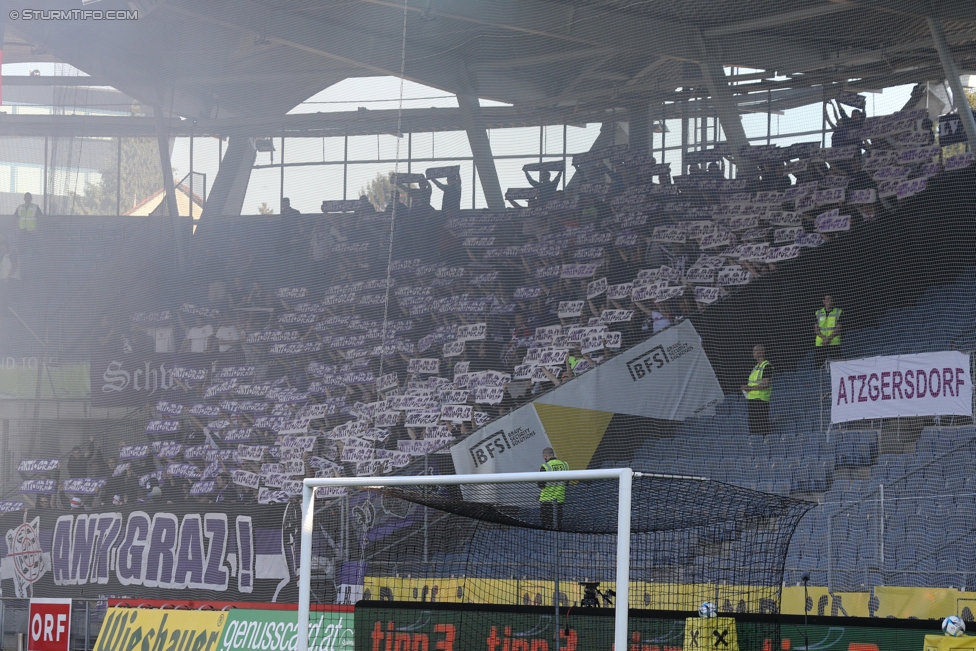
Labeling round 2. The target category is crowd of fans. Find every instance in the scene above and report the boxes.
[11,101,974,511]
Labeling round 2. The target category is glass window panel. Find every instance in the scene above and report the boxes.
[424,131,470,160]
[489,126,541,157]
[411,132,434,160]
[740,112,768,141]
[565,123,602,155]
[346,134,405,162]
[15,165,43,195]
[242,167,281,215]
[776,103,822,137]
[282,137,345,164]
[170,137,221,203]
[283,165,346,211]
[543,125,565,156]
[345,163,398,208]
[495,157,538,199]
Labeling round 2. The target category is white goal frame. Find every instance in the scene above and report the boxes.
[298,468,634,651]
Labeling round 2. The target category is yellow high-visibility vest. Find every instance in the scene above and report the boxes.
[539,459,568,502]
[16,204,37,232]
[816,307,842,346]
[747,360,772,402]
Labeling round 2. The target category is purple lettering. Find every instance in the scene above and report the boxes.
[236,516,253,592]
[892,371,904,399]
[144,514,178,588]
[880,372,892,400]
[117,512,150,584]
[916,369,928,398]
[857,374,868,402]
[904,370,915,398]
[929,368,941,397]
[957,368,966,395]
[174,515,204,588]
[51,516,72,584]
[92,515,122,582]
[202,514,229,589]
[70,514,99,584]
[837,377,849,405]
[868,373,880,401]
[943,368,955,397]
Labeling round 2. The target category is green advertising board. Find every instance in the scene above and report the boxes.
[780,623,928,651]
[355,603,934,651]
[218,609,354,651]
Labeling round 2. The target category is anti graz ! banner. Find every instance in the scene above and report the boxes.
[0,503,300,602]
[830,351,973,423]
[90,350,216,408]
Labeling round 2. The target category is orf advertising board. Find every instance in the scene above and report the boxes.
[28,598,71,651]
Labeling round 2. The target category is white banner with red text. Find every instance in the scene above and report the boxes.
[830,351,973,423]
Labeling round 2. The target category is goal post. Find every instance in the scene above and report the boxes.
[298,468,635,651]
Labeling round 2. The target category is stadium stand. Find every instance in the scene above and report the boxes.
[5,102,975,598]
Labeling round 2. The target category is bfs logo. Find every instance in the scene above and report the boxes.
[468,430,511,468]
[626,345,668,381]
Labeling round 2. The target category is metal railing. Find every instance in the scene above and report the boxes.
[0,598,105,651]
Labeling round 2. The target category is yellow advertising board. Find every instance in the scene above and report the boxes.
[782,586,871,617]
[684,617,739,651]
[365,577,778,612]
[365,576,976,620]
[924,634,976,651]
[93,608,228,651]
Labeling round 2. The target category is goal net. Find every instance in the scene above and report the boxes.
[299,470,812,651]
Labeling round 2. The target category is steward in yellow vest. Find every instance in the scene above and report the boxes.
[815,295,842,347]
[14,193,41,232]
[741,345,773,436]
[538,447,568,530]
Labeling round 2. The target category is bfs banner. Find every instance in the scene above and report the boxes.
[830,351,973,423]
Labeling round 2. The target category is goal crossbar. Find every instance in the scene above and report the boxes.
[299,468,636,651]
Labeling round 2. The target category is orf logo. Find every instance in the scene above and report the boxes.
[28,598,71,651]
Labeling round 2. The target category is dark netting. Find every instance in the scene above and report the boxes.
[309,477,812,651]
[7,0,976,630]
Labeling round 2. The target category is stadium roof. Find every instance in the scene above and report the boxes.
[4,0,976,125]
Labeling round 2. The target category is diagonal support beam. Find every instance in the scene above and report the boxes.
[697,35,753,172]
[202,137,257,217]
[154,107,180,219]
[154,106,185,273]
[928,16,976,149]
[457,93,504,210]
